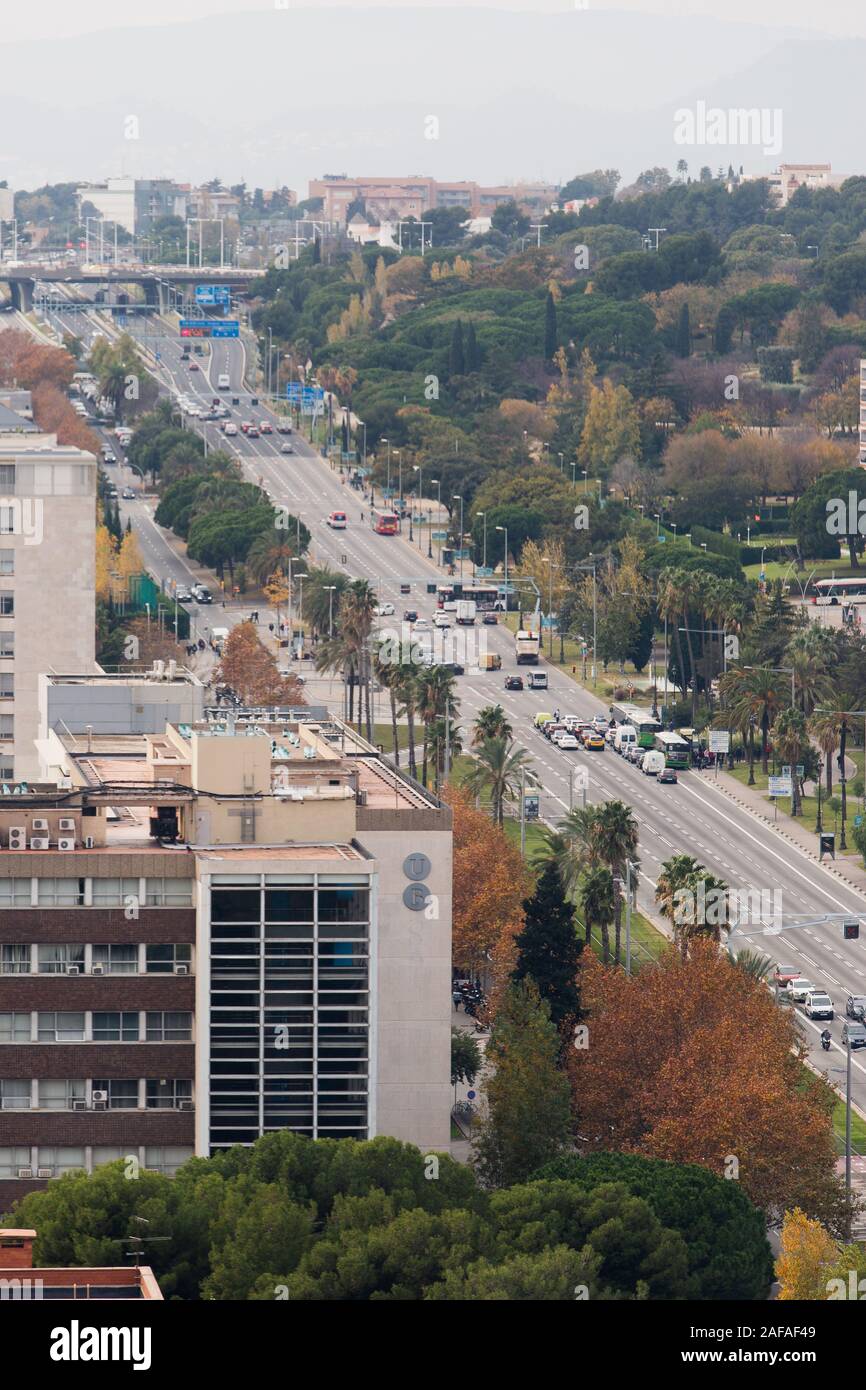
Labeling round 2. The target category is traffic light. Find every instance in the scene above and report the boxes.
[844,920,860,941]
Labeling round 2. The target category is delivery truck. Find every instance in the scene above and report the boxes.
[455,600,476,625]
[515,629,541,665]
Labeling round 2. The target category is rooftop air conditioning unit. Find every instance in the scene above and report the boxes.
[71,1099,87,1112]
[174,964,189,975]
[32,818,48,832]
[178,1100,194,1112]
[17,1167,33,1179]
[8,826,24,849]
[67,965,80,976]
[36,1168,54,1179]
[58,818,75,832]
[57,837,75,852]
[91,964,104,976]
[30,837,50,850]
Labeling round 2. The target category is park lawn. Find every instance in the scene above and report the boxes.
[372,721,420,753]
[833,1098,866,1156]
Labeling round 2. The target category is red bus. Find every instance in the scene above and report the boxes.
[371,507,399,535]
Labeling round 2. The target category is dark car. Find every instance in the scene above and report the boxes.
[247,426,260,438]
[188,362,199,371]
[842,1022,866,1049]
[439,661,465,676]
[658,767,678,784]
[504,675,524,691]
[403,610,418,623]
[846,995,866,1021]
[483,612,497,625]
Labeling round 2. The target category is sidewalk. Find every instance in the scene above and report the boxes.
[709,765,866,897]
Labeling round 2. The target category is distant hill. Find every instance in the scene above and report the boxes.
[0,7,857,190]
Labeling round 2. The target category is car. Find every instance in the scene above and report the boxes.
[174,586,192,602]
[327,511,347,529]
[592,713,608,728]
[240,421,251,434]
[193,586,213,605]
[439,661,465,676]
[658,767,678,784]
[532,711,553,729]
[483,612,498,625]
[188,362,199,371]
[786,978,816,1003]
[108,488,118,500]
[433,612,451,629]
[626,744,644,763]
[804,991,834,1020]
[557,733,580,750]
[585,733,606,751]
[374,602,395,617]
[276,422,293,434]
[247,426,260,438]
[846,995,866,1020]
[403,610,418,623]
[774,965,802,989]
[842,1022,866,1049]
[102,451,116,465]
[223,422,238,436]
[259,421,273,434]
[121,487,136,500]
[414,618,431,632]
[504,676,524,691]
[280,442,294,454]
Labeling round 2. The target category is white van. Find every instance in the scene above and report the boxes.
[528,671,548,690]
[217,373,231,390]
[641,750,666,776]
[614,724,636,754]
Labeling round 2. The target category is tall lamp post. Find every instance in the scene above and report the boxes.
[453,495,464,579]
[431,478,440,564]
[476,511,487,571]
[324,585,337,639]
[496,525,509,616]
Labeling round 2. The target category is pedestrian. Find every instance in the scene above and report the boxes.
[452,989,461,1011]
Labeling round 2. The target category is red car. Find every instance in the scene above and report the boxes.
[773,964,801,988]
[240,421,251,434]
[188,362,199,371]
[259,421,273,434]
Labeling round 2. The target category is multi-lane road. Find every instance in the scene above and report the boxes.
[35,290,866,1115]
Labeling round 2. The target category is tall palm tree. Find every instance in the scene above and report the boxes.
[719,665,785,777]
[579,864,616,961]
[591,800,640,967]
[774,706,808,815]
[464,736,534,825]
[373,639,401,767]
[246,533,299,587]
[303,566,349,639]
[657,856,728,956]
[340,580,377,739]
[472,704,513,746]
[99,360,129,423]
[785,631,834,717]
[393,662,420,780]
[555,805,602,896]
[657,568,689,703]
[655,854,701,924]
[809,708,840,796]
[416,665,459,788]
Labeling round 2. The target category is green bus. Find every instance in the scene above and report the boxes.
[653,731,690,769]
[609,703,661,748]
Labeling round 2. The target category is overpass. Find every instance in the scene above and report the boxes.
[1,264,262,313]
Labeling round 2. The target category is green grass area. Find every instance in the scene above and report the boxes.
[372,721,421,754]
[833,1099,866,1157]
[501,816,549,861]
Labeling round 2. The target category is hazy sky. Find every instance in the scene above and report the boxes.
[1,0,863,44]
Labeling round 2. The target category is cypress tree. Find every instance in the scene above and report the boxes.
[465,320,479,372]
[512,861,582,1029]
[449,319,465,376]
[544,290,558,359]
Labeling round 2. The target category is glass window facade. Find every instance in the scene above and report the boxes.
[208,874,371,1150]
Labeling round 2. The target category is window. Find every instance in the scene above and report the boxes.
[0,1080,30,1110]
[145,944,191,974]
[0,944,29,974]
[38,1012,85,1043]
[0,674,12,699]
[0,465,15,491]
[93,1012,139,1042]
[146,1011,192,1042]
[92,1079,138,1110]
[38,1079,85,1110]
[146,1079,192,1108]
[0,1012,30,1043]
[317,888,369,924]
[37,1147,85,1176]
[0,880,31,907]
[36,878,85,907]
[145,878,193,907]
[0,550,13,577]
[92,944,138,975]
[144,1146,193,1176]
[92,1146,126,1169]
[38,944,84,974]
[0,1147,31,1178]
[91,877,140,908]
[0,633,13,658]
[0,596,13,618]
[0,765,12,781]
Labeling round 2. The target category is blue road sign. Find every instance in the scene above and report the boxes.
[179,320,239,338]
[195,285,231,307]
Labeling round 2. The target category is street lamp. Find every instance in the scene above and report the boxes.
[324,585,337,639]
[475,511,487,571]
[381,438,391,496]
[542,556,559,661]
[495,525,509,615]
[453,495,464,579]
[581,469,588,493]
[412,463,422,546]
[431,478,441,564]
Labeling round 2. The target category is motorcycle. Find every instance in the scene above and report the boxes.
[820,1031,832,1052]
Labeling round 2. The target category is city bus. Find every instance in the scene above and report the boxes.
[812,577,866,605]
[653,730,690,769]
[609,703,661,748]
[370,507,399,535]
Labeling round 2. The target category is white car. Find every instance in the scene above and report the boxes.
[557,733,580,750]
[786,978,815,1003]
[414,618,431,632]
[374,603,395,617]
[433,612,452,628]
[804,991,834,1020]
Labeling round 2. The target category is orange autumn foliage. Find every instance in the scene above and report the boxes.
[442,785,530,984]
[570,943,847,1229]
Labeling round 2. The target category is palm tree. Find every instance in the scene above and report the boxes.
[99,360,129,423]
[303,566,349,639]
[464,736,534,825]
[340,580,377,739]
[555,805,601,896]
[373,640,402,767]
[774,706,808,815]
[809,709,840,796]
[472,704,513,746]
[591,800,639,967]
[785,631,834,717]
[730,948,774,982]
[393,663,420,780]
[719,665,785,777]
[315,631,358,723]
[246,533,299,587]
[579,865,616,961]
[657,856,729,956]
[416,665,459,788]
[655,854,701,924]
[657,568,689,703]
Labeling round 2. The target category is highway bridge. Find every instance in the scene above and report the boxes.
[1,263,261,313]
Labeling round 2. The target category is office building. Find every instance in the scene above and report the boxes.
[309,174,559,223]
[76,178,186,237]
[0,1228,163,1299]
[0,709,452,1211]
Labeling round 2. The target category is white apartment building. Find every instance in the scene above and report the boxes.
[0,429,97,782]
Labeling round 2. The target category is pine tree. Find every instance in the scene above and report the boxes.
[473,981,572,1188]
[449,319,465,376]
[511,861,582,1029]
[465,320,479,372]
[311,235,321,265]
[544,290,558,360]
[675,302,691,358]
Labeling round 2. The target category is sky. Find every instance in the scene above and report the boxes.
[1,0,863,44]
